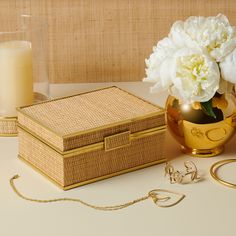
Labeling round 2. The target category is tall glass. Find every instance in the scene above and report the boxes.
[0,15,49,136]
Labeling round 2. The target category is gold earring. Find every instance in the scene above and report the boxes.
[165,161,200,184]
[210,159,236,189]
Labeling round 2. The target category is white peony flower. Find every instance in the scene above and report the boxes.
[143,37,177,93]
[220,48,236,83]
[144,46,220,103]
[169,14,236,62]
[143,14,236,103]
[171,48,220,103]
[169,20,199,49]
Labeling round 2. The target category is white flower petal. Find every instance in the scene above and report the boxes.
[169,21,199,49]
[159,58,175,87]
[143,37,178,93]
[179,14,236,61]
[171,51,220,102]
[220,48,236,83]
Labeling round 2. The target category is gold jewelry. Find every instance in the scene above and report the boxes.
[10,174,185,210]
[210,159,236,189]
[165,161,200,184]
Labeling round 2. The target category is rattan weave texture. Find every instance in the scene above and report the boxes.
[18,87,165,151]
[19,127,166,188]
[0,118,17,136]
[18,87,166,189]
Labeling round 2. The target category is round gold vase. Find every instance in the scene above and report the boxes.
[166,93,236,157]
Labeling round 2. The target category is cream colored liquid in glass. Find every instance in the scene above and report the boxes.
[0,40,33,117]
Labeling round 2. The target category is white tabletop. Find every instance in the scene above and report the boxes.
[1,82,236,236]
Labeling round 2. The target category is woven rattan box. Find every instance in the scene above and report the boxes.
[17,86,166,190]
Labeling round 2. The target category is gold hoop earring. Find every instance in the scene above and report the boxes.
[210,159,236,189]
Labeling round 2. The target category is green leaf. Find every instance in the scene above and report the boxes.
[200,100,216,119]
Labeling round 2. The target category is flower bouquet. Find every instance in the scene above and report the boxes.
[144,14,236,157]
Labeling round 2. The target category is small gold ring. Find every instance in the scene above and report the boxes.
[164,161,200,184]
[210,159,236,189]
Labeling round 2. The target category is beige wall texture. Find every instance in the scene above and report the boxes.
[0,0,236,83]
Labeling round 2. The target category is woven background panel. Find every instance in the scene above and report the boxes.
[0,0,235,83]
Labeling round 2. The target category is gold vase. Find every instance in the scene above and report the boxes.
[165,93,236,157]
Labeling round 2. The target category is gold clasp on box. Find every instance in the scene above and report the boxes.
[104,131,131,151]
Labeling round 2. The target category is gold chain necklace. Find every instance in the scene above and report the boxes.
[10,174,185,210]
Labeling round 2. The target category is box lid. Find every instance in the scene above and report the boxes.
[17,86,165,152]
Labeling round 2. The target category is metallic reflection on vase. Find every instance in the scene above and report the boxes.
[165,93,236,157]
